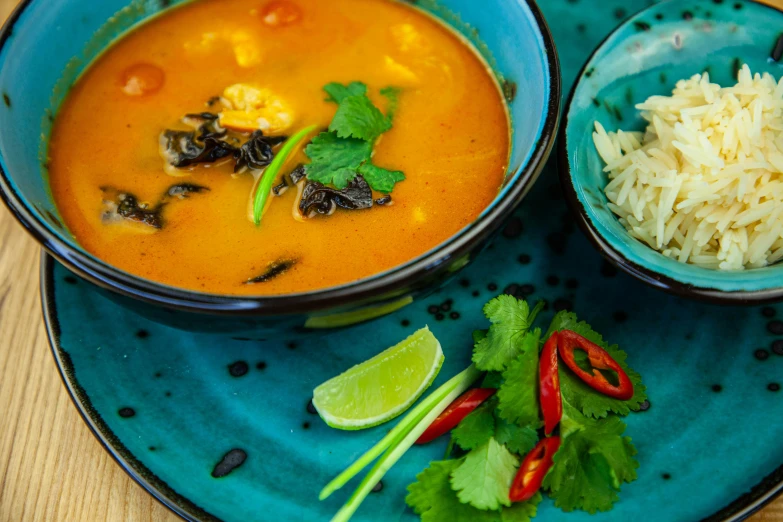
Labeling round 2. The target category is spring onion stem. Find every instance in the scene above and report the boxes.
[319,364,473,500]
[252,124,317,226]
[328,364,482,522]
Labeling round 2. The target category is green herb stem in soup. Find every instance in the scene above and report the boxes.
[48,0,510,295]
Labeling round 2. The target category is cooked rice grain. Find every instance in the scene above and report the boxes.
[593,65,783,270]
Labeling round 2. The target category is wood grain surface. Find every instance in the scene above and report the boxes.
[0,0,782,520]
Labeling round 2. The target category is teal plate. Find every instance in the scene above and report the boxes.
[41,0,783,521]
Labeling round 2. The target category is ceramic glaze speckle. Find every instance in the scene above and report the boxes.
[118,407,136,418]
[424,299,463,323]
[227,362,249,378]
[561,0,783,301]
[211,449,248,479]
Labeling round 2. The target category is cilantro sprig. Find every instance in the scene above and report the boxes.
[321,296,647,522]
[451,437,519,510]
[473,297,544,371]
[408,460,542,522]
[496,331,543,429]
[542,404,639,513]
[305,82,405,193]
[546,311,647,418]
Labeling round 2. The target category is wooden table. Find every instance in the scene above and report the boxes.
[0,0,782,520]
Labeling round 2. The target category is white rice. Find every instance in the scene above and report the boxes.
[593,65,783,270]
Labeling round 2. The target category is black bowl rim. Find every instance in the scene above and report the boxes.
[557,0,783,306]
[40,251,783,522]
[0,0,561,317]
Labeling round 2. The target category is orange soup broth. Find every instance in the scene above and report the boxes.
[48,0,510,295]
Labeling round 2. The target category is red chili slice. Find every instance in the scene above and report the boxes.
[415,388,496,444]
[558,330,634,400]
[539,332,562,436]
[509,437,561,502]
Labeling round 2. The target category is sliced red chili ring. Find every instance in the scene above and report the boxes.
[415,388,496,444]
[558,330,634,400]
[539,332,562,436]
[509,437,561,502]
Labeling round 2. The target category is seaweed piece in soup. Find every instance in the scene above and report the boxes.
[299,175,373,216]
[100,188,163,229]
[161,113,236,169]
[101,184,210,229]
[184,112,223,133]
[160,129,236,168]
[272,179,289,196]
[272,164,306,196]
[165,183,210,200]
[234,130,288,173]
[289,164,307,184]
[246,259,297,284]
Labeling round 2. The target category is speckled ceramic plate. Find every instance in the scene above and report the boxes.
[41,0,783,521]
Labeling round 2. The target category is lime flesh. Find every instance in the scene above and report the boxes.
[312,327,444,430]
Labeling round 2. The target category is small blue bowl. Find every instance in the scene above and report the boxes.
[560,0,783,304]
[0,0,559,336]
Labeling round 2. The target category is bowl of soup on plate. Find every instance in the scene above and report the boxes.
[0,0,559,336]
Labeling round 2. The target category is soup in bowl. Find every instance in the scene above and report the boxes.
[0,0,559,336]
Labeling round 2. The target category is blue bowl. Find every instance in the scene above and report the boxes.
[0,0,559,336]
[560,0,783,304]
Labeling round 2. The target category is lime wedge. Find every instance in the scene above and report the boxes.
[313,327,445,430]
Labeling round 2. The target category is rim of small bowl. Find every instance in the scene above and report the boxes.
[0,0,562,316]
[558,0,783,306]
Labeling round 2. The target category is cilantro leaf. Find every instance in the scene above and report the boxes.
[496,329,543,429]
[407,460,495,522]
[451,437,519,510]
[324,82,367,104]
[472,297,544,372]
[500,493,541,522]
[543,405,639,514]
[481,371,504,389]
[451,396,539,456]
[329,95,392,142]
[452,399,496,451]
[358,163,405,193]
[494,415,538,456]
[303,132,371,189]
[306,83,405,193]
[303,134,404,192]
[407,461,539,522]
[544,310,603,347]
[546,311,647,418]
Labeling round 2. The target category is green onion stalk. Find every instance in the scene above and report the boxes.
[322,364,482,522]
[252,124,317,226]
